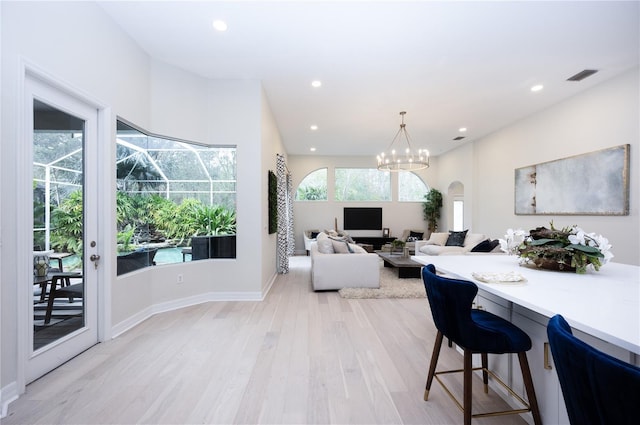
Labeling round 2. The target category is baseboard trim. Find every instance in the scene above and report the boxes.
[111,290,265,338]
[1,381,18,419]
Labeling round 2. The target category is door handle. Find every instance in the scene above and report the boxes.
[90,254,101,269]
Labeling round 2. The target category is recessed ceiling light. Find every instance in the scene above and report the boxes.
[310,147,317,152]
[311,80,322,88]
[212,20,228,31]
[310,125,318,131]
[458,127,467,132]
[531,84,544,92]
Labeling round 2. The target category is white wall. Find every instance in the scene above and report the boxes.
[434,142,475,232]
[439,68,639,265]
[109,57,275,328]
[260,89,285,288]
[1,1,281,404]
[288,155,440,254]
[1,0,150,403]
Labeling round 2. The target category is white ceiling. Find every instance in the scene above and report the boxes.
[98,1,639,157]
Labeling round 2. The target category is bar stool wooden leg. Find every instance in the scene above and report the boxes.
[481,352,489,393]
[463,348,473,425]
[424,331,444,401]
[518,352,543,425]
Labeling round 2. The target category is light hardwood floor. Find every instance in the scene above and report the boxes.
[5,256,527,424]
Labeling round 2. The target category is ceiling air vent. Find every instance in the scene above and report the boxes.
[567,69,598,82]
[453,136,465,141]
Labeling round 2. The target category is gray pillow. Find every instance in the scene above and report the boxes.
[445,230,468,247]
[331,238,352,253]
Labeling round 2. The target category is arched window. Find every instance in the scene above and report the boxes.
[398,171,430,202]
[295,168,328,201]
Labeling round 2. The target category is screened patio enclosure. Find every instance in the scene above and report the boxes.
[116,121,236,210]
[34,120,237,274]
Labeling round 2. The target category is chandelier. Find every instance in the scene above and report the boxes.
[376,111,430,171]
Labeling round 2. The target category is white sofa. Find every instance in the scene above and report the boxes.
[310,233,380,290]
[415,232,492,256]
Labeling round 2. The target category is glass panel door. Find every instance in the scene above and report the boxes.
[32,100,85,349]
[26,76,99,383]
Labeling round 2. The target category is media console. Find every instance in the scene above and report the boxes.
[352,236,396,250]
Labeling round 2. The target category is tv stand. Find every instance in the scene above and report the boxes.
[352,236,396,250]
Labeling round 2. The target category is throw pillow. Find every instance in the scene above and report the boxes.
[331,238,352,253]
[426,232,449,246]
[310,231,320,239]
[317,238,334,254]
[316,233,334,254]
[409,231,424,240]
[471,239,494,252]
[349,243,367,254]
[446,230,468,247]
[488,239,501,252]
[336,230,354,243]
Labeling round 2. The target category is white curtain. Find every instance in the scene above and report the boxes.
[277,154,294,273]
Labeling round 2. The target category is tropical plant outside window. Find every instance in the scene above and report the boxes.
[398,171,430,202]
[335,168,391,201]
[33,119,83,271]
[115,120,237,273]
[295,168,328,201]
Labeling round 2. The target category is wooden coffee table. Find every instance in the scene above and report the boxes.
[375,251,423,278]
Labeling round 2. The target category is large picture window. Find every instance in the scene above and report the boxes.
[334,168,391,201]
[116,120,237,274]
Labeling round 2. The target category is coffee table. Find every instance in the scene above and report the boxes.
[375,251,423,278]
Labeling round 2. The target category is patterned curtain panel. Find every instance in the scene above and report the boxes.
[276,154,294,273]
[286,173,295,256]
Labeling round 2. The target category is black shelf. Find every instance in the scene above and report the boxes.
[352,236,396,250]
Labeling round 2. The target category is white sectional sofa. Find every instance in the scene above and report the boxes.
[310,232,380,290]
[415,231,498,256]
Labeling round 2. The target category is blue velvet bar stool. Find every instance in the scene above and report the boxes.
[547,314,640,425]
[421,264,542,425]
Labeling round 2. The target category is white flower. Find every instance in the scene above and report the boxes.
[593,234,614,264]
[568,230,586,245]
[499,228,526,255]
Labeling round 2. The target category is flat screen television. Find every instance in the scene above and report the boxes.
[343,207,382,230]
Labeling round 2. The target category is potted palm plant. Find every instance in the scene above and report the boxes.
[422,188,443,235]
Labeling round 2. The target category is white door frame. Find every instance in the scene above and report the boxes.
[16,63,112,393]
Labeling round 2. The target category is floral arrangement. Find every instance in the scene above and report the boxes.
[499,222,613,274]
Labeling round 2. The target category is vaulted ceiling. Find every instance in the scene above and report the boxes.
[98,1,639,157]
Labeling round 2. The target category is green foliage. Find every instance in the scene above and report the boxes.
[50,190,84,255]
[392,239,406,248]
[518,223,606,274]
[152,197,236,243]
[117,226,135,253]
[296,185,327,201]
[296,168,328,201]
[50,189,236,255]
[422,188,443,232]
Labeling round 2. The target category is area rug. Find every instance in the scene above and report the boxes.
[339,265,426,299]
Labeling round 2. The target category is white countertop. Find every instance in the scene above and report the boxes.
[412,254,640,355]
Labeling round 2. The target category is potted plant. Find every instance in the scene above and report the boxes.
[512,222,613,274]
[391,239,406,255]
[422,188,443,234]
